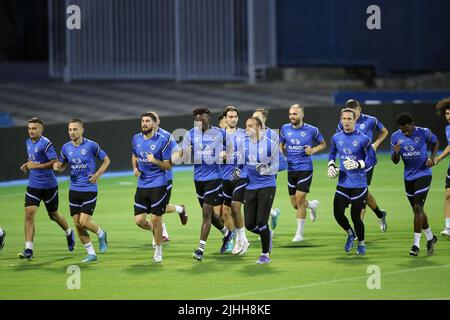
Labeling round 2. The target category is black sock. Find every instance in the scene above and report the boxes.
[372,206,384,219]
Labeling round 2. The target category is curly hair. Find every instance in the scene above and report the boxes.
[436,97,450,117]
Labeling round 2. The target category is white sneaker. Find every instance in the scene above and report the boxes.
[309,200,319,222]
[292,233,304,242]
[153,254,162,263]
[233,239,250,255]
[440,229,450,239]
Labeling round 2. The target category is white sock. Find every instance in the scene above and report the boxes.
[198,240,206,252]
[96,228,104,238]
[162,223,169,238]
[423,228,433,241]
[25,241,33,250]
[270,209,276,217]
[359,240,365,246]
[236,227,247,242]
[0,228,3,236]
[155,244,162,256]
[220,227,228,235]
[84,242,96,255]
[446,218,450,230]
[296,219,305,236]
[64,228,72,236]
[175,205,184,214]
[414,233,421,247]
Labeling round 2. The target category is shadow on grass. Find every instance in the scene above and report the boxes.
[13,256,73,271]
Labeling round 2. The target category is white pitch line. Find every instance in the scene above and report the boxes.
[206,264,450,300]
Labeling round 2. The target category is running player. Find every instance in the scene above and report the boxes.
[391,112,439,256]
[53,119,110,263]
[280,104,326,242]
[18,117,74,260]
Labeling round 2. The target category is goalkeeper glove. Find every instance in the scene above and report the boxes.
[343,159,365,170]
[327,160,339,179]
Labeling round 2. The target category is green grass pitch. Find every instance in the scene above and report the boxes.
[0,154,449,300]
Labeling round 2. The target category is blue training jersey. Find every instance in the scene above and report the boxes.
[390,126,437,181]
[157,127,180,181]
[264,127,287,171]
[221,128,248,181]
[183,126,225,181]
[329,130,377,188]
[60,138,108,192]
[280,122,324,172]
[132,132,172,188]
[244,135,279,190]
[337,113,384,141]
[26,136,58,189]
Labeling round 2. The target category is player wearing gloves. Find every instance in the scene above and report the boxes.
[328,108,377,255]
[239,116,279,264]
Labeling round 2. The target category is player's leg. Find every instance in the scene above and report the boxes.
[73,213,97,262]
[255,187,276,264]
[44,188,75,251]
[441,170,450,238]
[413,176,437,255]
[149,186,167,262]
[293,190,307,242]
[350,188,368,255]
[0,227,5,251]
[333,187,356,252]
[77,191,107,254]
[134,188,153,231]
[20,187,42,259]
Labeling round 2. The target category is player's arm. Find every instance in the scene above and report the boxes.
[53,151,68,173]
[305,140,326,156]
[21,158,57,172]
[327,138,339,178]
[435,145,450,165]
[280,143,287,156]
[391,138,401,164]
[89,155,110,183]
[132,154,141,177]
[427,138,439,167]
[372,127,389,151]
[147,153,172,170]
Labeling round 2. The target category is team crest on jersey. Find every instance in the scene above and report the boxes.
[150,145,156,151]
[81,149,87,155]
[35,147,39,153]
[343,148,352,155]
[414,137,420,143]
[359,124,365,130]
[352,140,358,147]
[404,145,415,152]
[300,131,306,137]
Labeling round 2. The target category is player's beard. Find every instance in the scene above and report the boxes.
[142,127,152,135]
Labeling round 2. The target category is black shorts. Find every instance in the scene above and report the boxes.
[25,186,59,213]
[244,187,276,228]
[69,190,97,216]
[446,168,450,189]
[221,178,248,207]
[404,175,432,208]
[195,179,222,207]
[365,166,374,186]
[334,186,368,208]
[134,186,168,216]
[287,170,313,195]
[166,179,173,204]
